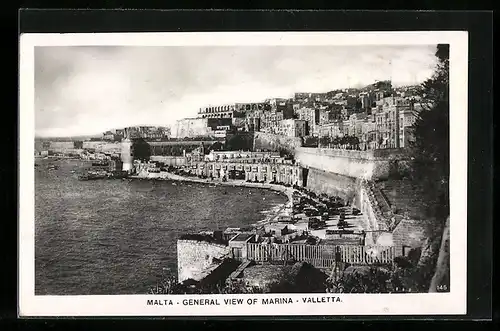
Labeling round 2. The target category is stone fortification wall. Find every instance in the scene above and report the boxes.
[150,155,187,166]
[253,132,303,154]
[173,118,212,138]
[83,141,122,153]
[304,167,356,202]
[353,181,391,245]
[177,240,231,283]
[295,147,408,180]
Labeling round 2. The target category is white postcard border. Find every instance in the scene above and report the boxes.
[19,31,468,317]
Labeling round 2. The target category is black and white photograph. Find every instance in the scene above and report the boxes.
[19,31,468,316]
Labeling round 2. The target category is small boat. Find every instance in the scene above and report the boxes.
[172,182,177,186]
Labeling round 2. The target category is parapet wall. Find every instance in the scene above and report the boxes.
[295,147,408,180]
[304,167,357,202]
[253,132,302,154]
[177,240,231,283]
[353,181,390,245]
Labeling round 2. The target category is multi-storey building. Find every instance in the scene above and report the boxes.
[198,102,267,120]
[173,118,213,138]
[340,118,350,136]
[244,117,261,132]
[318,120,344,138]
[260,107,294,133]
[266,98,289,110]
[205,150,280,162]
[296,107,320,137]
[198,104,237,119]
[359,92,374,111]
[277,119,307,137]
[361,118,377,150]
[348,113,367,138]
[398,108,418,148]
[120,126,170,140]
[374,96,412,149]
[187,158,302,186]
[234,102,266,112]
[102,131,115,141]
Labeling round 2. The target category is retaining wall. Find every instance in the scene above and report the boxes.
[253,132,303,154]
[177,240,231,283]
[303,167,357,202]
[295,147,408,180]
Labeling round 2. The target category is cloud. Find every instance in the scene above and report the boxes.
[34,45,438,137]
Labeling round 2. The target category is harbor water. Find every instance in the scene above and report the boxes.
[35,158,287,295]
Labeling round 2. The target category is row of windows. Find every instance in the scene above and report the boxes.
[201,106,234,113]
[201,113,233,119]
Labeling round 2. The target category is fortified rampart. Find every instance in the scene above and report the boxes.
[177,239,231,283]
[303,167,357,202]
[82,141,122,153]
[253,132,303,154]
[295,147,409,181]
[295,147,411,245]
[150,155,187,166]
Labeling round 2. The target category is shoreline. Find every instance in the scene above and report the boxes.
[129,172,295,230]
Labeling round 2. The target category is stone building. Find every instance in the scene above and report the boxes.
[296,107,320,137]
[173,118,213,138]
[277,119,307,137]
[198,102,266,120]
[260,108,294,133]
[245,117,261,132]
[361,119,377,150]
[318,120,345,138]
[188,160,302,186]
[348,113,368,138]
[398,108,418,148]
[204,150,280,162]
[374,97,413,149]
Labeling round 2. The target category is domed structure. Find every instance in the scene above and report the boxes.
[120,138,134,172]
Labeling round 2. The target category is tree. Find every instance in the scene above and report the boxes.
[409,44,449,226]
[131,138,151,161]
[319,136,331,147]
[225,134,251,151]
[408,44,450,293]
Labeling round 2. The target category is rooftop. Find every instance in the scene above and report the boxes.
[179,233,227,245]
[230,233,254,242]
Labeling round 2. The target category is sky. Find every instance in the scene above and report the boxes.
[34,45,438,137]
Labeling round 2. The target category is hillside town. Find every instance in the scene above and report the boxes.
[34,78,443,294]
[91,80,424,151]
